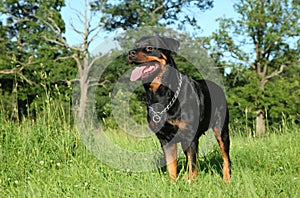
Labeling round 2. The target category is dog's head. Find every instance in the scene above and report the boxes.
[128,36,180,82]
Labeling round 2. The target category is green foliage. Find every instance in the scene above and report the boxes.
[0,0,77,118]
[264,65,300,124]
[226,64,300,130]
[94,53,130,121]
[1,0,298,133]
[208,0,300,132]
[92,0,213,31]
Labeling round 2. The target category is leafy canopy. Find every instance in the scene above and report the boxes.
[92,0,213,31]
[207,0,300,128]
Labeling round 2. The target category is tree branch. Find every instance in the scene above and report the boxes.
[88,79,109,88]
[153,5,165,14]
[70,22,85,37]
[71,53,82,72]
[0,55,34,74]
[32,13,82,52]
[42,35,81,51]
[69,3,85,25]
[0,55,36,85]
[264,64,286,81]
[88,54,105,70]
[224,40,253,68]
[88,18,103,44]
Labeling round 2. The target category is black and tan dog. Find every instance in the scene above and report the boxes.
[128,36,231,183]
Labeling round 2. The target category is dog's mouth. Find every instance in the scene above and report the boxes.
[130,62,161,81]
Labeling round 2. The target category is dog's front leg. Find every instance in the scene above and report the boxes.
[163,143,177,181]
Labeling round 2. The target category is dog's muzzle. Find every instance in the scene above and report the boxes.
[130,62,161,82]
[128,50,137,63]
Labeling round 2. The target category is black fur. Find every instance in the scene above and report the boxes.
[128,36,231,182]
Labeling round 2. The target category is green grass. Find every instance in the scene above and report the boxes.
[0,110,299,197]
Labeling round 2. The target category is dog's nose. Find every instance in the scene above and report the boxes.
[129,50,136,56]
[128,50,137,61]
[128,50,137,63]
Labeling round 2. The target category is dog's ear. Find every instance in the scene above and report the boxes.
[160,37,180,52]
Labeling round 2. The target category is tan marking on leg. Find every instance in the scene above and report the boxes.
[184,147,198,181]
[164,144,177,181]
[214,128,231,183]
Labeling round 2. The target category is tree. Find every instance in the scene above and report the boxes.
[0,0,116,123]
[208,0,300,135]
[35,0,116,123]
[0,0,76,119]
[92,0,213,32]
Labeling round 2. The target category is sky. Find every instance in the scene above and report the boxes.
[61,0,239,52]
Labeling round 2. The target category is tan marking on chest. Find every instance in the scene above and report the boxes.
[149,63,166,92]
[168,120,187,130]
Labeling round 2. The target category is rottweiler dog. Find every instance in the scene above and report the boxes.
[128,36,231,183]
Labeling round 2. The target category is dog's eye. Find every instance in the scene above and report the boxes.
[146,46,154,52]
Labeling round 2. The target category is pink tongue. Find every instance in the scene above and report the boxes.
[130,66,146,81]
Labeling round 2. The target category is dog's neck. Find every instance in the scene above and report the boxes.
[143,65,182,105]
[161,65,180,87]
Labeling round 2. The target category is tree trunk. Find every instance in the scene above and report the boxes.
[255,109,265,136]
[77,56,90,123]
[12,82,19,122]
[78,76,88,123]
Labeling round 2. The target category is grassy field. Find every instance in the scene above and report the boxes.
[0,110,299,197]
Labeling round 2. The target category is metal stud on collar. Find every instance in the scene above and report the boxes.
[152,113,162,124]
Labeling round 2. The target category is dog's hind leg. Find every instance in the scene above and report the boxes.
[183,142,199,181]
[213,126,231,183]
